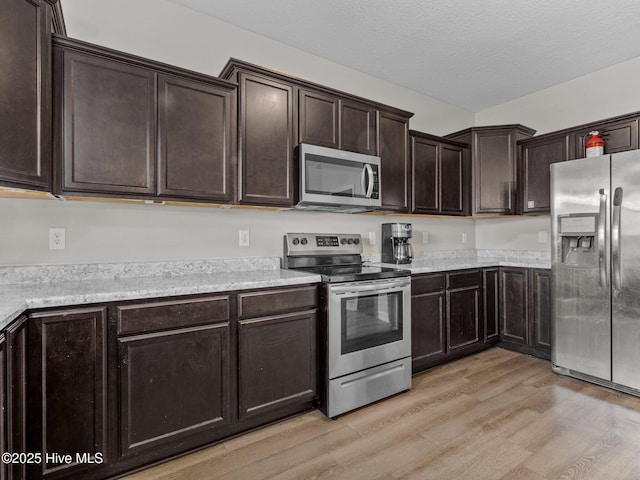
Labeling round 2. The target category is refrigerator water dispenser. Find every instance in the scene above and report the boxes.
[558,214,598,267]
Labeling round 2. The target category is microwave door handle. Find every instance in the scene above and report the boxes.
[364,164,374,198]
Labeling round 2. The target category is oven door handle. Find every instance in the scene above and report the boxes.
[330,279,410,295]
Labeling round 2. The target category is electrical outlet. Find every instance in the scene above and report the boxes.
[538,231,548,243]
[368,231,376,246]
[239,229,250,247]
[422,232,429,244]
[49,228,65,250]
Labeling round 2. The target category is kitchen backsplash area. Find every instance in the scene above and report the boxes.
[0,196,550,266]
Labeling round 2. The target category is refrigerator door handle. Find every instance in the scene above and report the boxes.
[612,187,623,290]
[598,188,608,288]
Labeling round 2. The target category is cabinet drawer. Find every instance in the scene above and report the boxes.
[411,274,445,295]
[447,270,482,289]
[116,295,231,335]
[238,286,317,319]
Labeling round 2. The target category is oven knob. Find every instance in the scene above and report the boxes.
[347,238,354,245]
[301,238,308,245]
[292,238,299,245]
[340,238,347,245]
[354,238,360,245]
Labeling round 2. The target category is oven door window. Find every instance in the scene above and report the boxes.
[341,291,403,354]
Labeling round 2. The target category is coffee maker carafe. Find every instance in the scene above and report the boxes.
[381,223,414,264]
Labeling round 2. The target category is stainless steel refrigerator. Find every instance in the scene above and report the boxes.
[551,150,640,394]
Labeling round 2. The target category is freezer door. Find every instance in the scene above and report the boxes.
[551,156,611,380]
[611,150,640,390]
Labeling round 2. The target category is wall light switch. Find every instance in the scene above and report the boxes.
[422,232,429,244]
[239,230,250,247]
[461,232,468,244]
[49,228,65,250]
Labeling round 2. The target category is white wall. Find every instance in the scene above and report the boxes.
[0,198,474,265]
[475,216,551,252]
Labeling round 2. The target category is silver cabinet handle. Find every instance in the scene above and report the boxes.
[612,187,623,290]
[598,188,608,288]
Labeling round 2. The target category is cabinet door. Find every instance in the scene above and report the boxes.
[440,143,467,215]
[529,269,551,355]
[0,0,52,190]
[340,99,376,155]
[118,322,231,457]
[519,136,568,214]
[298,89,338,149]
[499,268,529,344]
[57,48,156,196]
[238,310,317,420]
[411,135,439,214]
[447,272,481,352]
[411,278,446,372]
[483,269,499,342]
[238,73,295,206]
[6,316,27,480]
[474,130,516,214]
[378,111,410,212]
[28,307,108,480]
[158,74,234,202]
[0,335,5,480]
[572,117,639,159]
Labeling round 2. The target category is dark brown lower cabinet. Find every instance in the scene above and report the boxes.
[6,316,28,480]
[0,334,5,480]
[411,270,485,373]
[28,307,108,480]
[498,267,551,360]
[483,268,499,342]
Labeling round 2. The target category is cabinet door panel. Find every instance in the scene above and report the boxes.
[299,89,338,149]
[340,99,376,155]
[158,74,233,202]
[238,311,317,420]
[530,269,551,352]
[239,73,295,206]
[378,112,410,212]
[0,335,5,480]
[411,291,446,369]
[59,50,156,195]
[28,307,108,479]
[6,316,27,480]
[500,269,528,344]
[483,269,499,342]
[0,0,51,190]
[520,136,568,213]
[440,144,465,214]
[411,136,439,213]
[118,323,231,457]
[475,131,514,214]
[573,118,639,159]
[447,287,480,351]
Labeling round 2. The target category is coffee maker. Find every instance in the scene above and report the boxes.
[381,223,414,264]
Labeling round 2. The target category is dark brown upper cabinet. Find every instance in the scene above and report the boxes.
[378,111,411,212]
[518,134,569,214]
[446,125,535,215]
[53,36,236,203]
[220,58,412,209]
[0,0,53,191]
[298,88,339,149]
[410,130,469,215]
[340,99,376,155]
[571,115,639,159]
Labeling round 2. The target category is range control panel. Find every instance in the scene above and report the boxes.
[284,233,362,256]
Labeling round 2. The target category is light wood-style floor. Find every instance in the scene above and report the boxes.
[124,348,640,479]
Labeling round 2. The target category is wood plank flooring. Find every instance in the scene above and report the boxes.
[123,348,640,479]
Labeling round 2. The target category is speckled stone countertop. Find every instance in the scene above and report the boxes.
[366,249,551,274]
[0,257,320,331]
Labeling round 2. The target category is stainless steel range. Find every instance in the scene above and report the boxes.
[283,233,411,418]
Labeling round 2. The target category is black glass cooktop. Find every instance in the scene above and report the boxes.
[293,264,410,283]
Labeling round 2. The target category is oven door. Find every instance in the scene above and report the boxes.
[327,277,411,379]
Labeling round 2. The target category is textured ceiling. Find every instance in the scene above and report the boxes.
[168,0,640,112]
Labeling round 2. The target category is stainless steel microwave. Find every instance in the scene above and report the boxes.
[296,143,381,213]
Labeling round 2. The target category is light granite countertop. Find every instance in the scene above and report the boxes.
[0,258,320,332]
